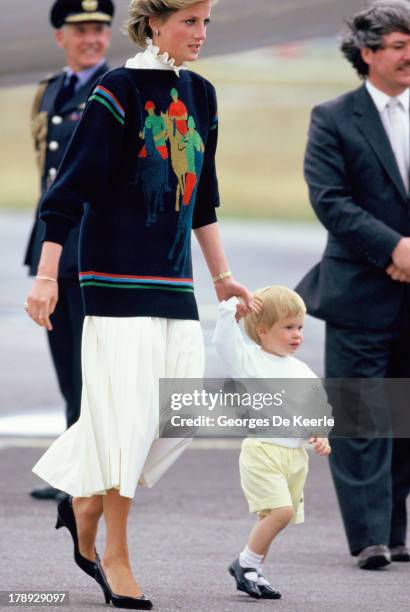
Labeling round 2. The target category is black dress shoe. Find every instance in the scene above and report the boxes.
[357,545,391,570]
[228,558,261,599]
[390,546,410,562]
[30,485,62,500]
[55,491,69,503]
[95,557,153,609]
[55,496,99,581]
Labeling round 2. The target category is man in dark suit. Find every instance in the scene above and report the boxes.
[25,0,114,500]
[296,0,410,568]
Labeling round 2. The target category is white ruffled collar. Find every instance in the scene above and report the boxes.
[125,38,187,77]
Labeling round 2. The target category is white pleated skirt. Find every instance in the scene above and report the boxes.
[32,316,204,498]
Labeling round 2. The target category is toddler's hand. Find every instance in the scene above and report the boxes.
[235,301,248,322]
[309,437,331,456]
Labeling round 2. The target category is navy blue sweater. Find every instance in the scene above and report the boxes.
[40,67,220,319]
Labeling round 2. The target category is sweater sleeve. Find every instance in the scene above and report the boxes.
[213,297,250,378]
[192,81,220,229]
[39,70,129,246]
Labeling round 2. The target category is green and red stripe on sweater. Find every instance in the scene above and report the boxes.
[79,271,194,293]
[89,85,125,125]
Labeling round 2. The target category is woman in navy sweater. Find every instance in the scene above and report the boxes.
[26,0,251,608]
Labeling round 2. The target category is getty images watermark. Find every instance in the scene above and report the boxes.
[158,378,410,439]
[159,378,333,439]
[168,387,333,430]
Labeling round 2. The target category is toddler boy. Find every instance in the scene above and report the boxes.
[213,286,331,599]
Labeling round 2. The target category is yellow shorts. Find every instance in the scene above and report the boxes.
[239,439,309,524]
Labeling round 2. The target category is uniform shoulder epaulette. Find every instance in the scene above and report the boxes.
[39,71,60,85]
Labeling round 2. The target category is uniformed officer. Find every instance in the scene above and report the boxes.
[25,0,115,500]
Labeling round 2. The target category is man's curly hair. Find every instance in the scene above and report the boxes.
[340,0,410,78]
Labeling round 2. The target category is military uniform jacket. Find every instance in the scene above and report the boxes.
[24,62,109,278]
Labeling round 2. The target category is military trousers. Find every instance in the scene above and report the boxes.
[47,278,84,429]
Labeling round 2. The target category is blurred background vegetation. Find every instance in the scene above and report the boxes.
[0,40,357,219]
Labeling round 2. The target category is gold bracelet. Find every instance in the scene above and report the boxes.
[212,270,232,283]
[35,275,57,282]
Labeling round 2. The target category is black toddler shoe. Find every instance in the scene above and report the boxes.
[258,582,282,599]
[228,558,261,599]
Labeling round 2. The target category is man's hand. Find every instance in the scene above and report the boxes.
[391,237,410,274]
[309,437,331,456]
[386,263,410,283]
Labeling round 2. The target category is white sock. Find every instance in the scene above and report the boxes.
[257,567,272,587]
[239,546,264,570]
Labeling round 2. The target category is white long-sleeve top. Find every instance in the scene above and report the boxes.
[213,297,320,448]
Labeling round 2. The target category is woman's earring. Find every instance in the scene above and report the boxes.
[156,29,160,36]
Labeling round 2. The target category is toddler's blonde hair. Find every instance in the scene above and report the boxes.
[244,285,306,346]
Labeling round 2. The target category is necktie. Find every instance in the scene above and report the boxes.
[55,74,78,111]
[386,97,409,193]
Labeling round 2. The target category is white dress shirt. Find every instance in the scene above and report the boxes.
[366,79,410,193]
[63,59,107,92]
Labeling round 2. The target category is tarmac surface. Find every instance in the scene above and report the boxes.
[2,446,410,612]
[1,213,409,611]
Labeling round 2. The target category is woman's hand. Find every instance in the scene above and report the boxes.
[25,241,62,330]
[235,294,262,322]
[214,276,253,310]
[26,279,59,331]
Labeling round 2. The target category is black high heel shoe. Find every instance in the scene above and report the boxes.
[55,495,98,580]
[95,557,153,610]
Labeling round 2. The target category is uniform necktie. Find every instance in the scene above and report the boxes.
[55,74,78,111]
[386,97,409,193]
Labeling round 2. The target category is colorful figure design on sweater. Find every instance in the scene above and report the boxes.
[168,88,188,136]
[181,115,205,205]
[137,89,205,270]
[138,101,170,226]
[167,115,204,271]
[161,110,188,214]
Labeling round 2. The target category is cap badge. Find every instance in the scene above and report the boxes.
[82,0,98,11]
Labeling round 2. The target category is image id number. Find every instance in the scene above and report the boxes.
[1,591,68,606]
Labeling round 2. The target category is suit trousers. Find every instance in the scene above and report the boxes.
[325,295,410,554]
[47,279,84,429]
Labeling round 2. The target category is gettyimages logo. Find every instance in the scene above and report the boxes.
[170,388,285,411]
[159,378,335,438]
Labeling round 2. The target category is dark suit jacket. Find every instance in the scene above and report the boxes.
[24,62,109,278]
[296,83,410,330]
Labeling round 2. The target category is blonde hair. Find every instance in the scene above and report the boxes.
[126,0,217,47]
[244,286,306,346]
